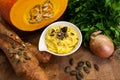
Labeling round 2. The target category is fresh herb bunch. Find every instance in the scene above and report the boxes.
[64,0,120,48]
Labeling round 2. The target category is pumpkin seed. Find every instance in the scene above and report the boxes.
[75,66,82,70]
[17,51,22,56]
[71,32,74,35]
[23,52,27,56]
[3,31,7,35]
[86,61,91,68]
[50,33,54,36]
[83,66,90,74]
[78,71,84,78]
[19,46,24,51]
[8,48,14,53]
[64,66,71,73]
[70,70,77,76]
[57,32,65,40]
[69,58,74,66]
[15,36,19,39]
[15,54,20,63]
[76,73,82,80]
[61,27,67,33]
[25,56,31,60]
[28,0,53,24]
[20,59,25,63]
[94,64,99,71]
[76,71,84,80]
[78,61,84,67]
[11,42,16,48]
[16,59,20,64]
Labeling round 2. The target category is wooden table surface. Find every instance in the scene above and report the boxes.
[0,28,120,80]
[0,15,120,80]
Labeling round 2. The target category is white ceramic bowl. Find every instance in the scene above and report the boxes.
[38,21,82,56]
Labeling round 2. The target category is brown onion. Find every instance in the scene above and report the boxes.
[89,31,114,58]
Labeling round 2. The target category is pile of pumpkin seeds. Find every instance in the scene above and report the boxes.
[8,42,31,64]
[64,58,99,80]
[29,0,54,24]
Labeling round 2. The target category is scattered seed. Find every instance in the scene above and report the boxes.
[94,64,99,71]
[15,36,19,39]
[86,61,91,68]
[15,54,19,59]
[17,51,22,56]
[76,73,82,80]
[25,56,31,60]
[15,54,20,63]
[23,52,27,56]
[3,31,7,35]
[76,71,84,80]
[51,29,55,33]
[71,32,74,35]
[11,42,16,48]
[50,33,54,36]
[78,71,84,78]
[78,61,84,67]
[19,46,24,51]
[16,59,20,63]
[70,70,77,76]
[75,66,82,70]
[83,66,90,74]
[64,66,71,73]
[22,43,26,47]
[20,59,25,63]
[8,48,13,53]
[61,27,67,33]
[69,58,74,66]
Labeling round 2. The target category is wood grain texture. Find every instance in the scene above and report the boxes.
[0,16,120,80]
[0,46,120,80]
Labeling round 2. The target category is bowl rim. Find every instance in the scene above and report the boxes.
[38,21,82,56]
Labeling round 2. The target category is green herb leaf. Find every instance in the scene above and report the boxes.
[65,0,120,48]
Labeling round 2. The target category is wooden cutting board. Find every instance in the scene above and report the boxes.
[0,29,120,80]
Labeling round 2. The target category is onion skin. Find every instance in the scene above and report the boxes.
[90,31,114,58]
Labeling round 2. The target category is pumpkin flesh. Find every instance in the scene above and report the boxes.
[0,0,68,31]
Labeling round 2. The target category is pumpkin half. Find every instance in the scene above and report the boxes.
[0,0,68,31]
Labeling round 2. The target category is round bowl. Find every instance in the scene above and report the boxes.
[38,21,82,56]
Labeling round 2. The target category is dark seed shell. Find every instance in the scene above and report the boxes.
[61,27,67,33]
[78,71,84,78]
[16,59,20,63]
[75,66,82,70]
[83,66,90,74]
[8,48,14,53]
[70,70,77,76]
[50,33,54,36]
[78,61,84,67]
[19,46,24,51]
[76,73,82,80]
[86,61,91,68]
[23,52,27,56]
[94,64,99,71]
[25,56,31,60]
[69,58,74,65]
[11,42,16,48]
[17,51,22,56]
[64,66,71,73]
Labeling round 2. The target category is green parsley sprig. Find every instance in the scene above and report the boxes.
[64,0,120,48]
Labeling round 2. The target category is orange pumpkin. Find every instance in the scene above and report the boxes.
[0,0,68,31]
